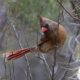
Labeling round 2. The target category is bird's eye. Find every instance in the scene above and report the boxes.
[45,23,49,28]
[45,24,48,27]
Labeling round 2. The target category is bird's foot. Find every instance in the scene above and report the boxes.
[52,62,56,67]
[54,43,60,48]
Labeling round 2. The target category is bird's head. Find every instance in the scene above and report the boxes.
[39,14,51,35]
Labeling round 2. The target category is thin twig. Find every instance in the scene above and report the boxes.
[54,60,68,79]
[12,24,33,80]
[8,64,12,80]
[70,0,80,18]
[37,25,40,57]
[57,0,80,22]
[41,54,52,79]
[12,60,15,80]
[4,58,7,80]
[23,69,27,80]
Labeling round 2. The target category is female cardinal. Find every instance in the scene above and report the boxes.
[3,15,67,62]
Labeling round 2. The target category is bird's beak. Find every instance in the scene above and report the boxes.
[41,27,48,33]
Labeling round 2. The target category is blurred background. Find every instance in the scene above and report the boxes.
[0,0,80,80]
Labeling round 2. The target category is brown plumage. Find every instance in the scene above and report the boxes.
[3,14,67,62]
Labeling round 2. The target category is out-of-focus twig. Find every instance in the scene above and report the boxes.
[68,37,76,60]
[4,12,20,80]
[61,66,80,71]
[76,0,80,4]
[75,35,80,44]
[60,36,76,79]
[70,0,80,18]
[61,54,72,80]
[8,64,12,80]
[70,22,80,26]
[57,0,80,22]
[4,24,12,80]
[54,60,68,80]
[70,0,80,55]
[12,24,33,80]
[57,0,80,79]
[12,60,15,80]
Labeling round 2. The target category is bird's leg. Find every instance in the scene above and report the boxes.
[50,54,56,66]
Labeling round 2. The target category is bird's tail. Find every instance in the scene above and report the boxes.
[3,46,36,61]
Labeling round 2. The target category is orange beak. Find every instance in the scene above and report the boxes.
[41,27,48,32]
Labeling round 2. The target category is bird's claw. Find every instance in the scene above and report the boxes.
[54,43,60,48]
[52,62,56,67]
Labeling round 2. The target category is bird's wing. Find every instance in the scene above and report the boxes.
[38,38,49,46]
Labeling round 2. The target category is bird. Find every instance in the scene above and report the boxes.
[3,14,67,64]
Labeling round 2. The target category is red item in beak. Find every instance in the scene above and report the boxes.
[41,27,48,32]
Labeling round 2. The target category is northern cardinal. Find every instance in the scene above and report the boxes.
[3,15,67,62]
